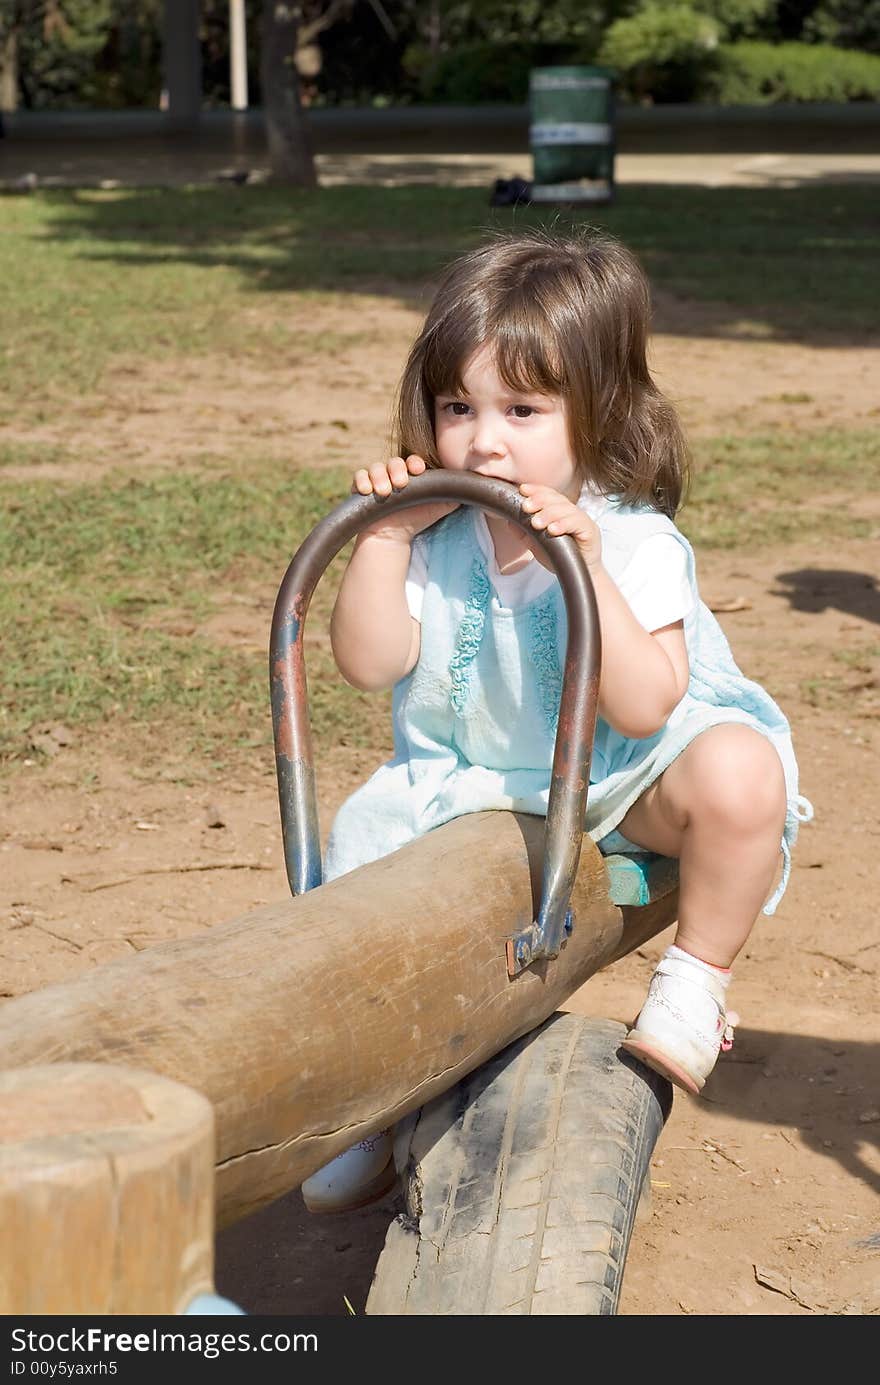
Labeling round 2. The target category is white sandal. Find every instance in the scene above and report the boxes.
[621,951,737,1095]
[301,1129,396,1213]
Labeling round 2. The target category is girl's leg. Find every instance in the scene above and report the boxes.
[615,725,787,1092]
[617,724,787,965]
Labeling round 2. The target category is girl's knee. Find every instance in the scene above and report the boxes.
[683,727,786,833]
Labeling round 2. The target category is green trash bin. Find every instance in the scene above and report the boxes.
[529,65,616,204]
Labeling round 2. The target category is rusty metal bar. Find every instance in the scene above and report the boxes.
[269,472,601,976]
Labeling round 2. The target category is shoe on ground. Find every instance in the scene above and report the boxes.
[301,1128,396,1214]
[620,951,737,1095]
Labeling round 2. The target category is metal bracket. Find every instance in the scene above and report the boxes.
[506,908,575,977]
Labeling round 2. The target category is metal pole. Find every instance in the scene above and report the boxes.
[269,472,602,975]
[229,0,249,111]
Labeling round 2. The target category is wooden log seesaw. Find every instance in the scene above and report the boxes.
[0,476,678,1315]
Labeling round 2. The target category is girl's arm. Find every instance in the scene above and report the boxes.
[330,455,457,692]
[520,484,689,739]
[330,532,421,692]
[586,565,689,739]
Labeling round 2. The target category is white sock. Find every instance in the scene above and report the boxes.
[666,943,732,989]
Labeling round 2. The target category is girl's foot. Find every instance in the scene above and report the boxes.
[620,946,737,1095]
[301,1129,396,1213]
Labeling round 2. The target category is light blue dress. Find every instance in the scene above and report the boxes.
[324,501,812,912]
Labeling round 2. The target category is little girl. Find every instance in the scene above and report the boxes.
[300,228,812,1213]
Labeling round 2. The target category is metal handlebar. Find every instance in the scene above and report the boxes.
[269,471,601,977]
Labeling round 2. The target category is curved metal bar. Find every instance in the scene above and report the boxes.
[269,472,601,977]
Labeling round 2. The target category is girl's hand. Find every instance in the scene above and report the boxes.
[353,455,459,545]
[519,484,603,571]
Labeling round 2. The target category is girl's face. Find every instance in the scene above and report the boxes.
[433,346,580,501]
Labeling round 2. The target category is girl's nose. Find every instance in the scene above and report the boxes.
[469,417,505,458]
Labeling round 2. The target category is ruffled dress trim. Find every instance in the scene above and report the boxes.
[448,547,564,732]
[529,594,563,734]
[448,557,490,714]
[765,793,815,915]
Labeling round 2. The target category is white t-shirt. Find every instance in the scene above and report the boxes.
[405,484,693,633]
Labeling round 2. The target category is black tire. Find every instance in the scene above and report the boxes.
[367,1012,672,1316]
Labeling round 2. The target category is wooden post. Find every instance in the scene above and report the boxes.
[0,813,677,1229]
[0,1064,215,1315]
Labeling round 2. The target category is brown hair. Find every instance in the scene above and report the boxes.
[394,228,689,518]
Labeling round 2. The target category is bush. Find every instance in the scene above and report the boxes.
[406,40,573,105]
[596,4,720,103]
[704,41,880,103]
[802,1,880,56]
[17,0,113,109]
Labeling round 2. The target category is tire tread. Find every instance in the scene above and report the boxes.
[367,1013,671,1315]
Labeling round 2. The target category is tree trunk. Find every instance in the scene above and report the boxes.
[0,27,18,114]
[260,1,317,185]
[162,0,201,131]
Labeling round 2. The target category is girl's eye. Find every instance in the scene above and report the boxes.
[512,405,535,418]
[446,402,470,416]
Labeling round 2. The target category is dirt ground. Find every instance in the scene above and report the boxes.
[1,290,878,1317]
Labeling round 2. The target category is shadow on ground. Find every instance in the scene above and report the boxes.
[215,1025,878,1315]
[11,182,878,346]
[215,1182,400,1316]
[773,568,880,625]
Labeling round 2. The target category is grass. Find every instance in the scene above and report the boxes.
[680,428,879,549]
[0,440,79,469]
[799,641,880,711]
[1,428,876,767]
[1,182,877,772]
[1,184,877,403]
[0,464,385,766]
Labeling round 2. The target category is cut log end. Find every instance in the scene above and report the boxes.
[0,1064,216,1316]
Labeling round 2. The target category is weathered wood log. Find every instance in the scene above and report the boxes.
[0,812,677,1228]
[0,1064,214,1314]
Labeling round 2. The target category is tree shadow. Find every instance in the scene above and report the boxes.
[20,182,879,347]
[772,568,880,625]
